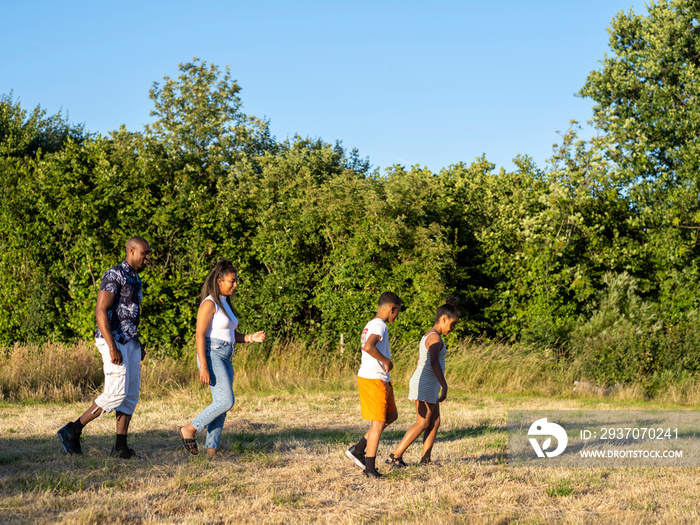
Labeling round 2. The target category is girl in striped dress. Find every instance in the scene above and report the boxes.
[389,297,459,466]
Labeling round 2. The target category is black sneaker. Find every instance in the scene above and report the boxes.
[363,469,383,479]
[345,445,366,470]
[57,423,82,456]
[387,453,407,468]
[110,446,139,459]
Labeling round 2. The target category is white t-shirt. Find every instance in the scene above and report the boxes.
[203,295,238,343]
[357,317,390,382]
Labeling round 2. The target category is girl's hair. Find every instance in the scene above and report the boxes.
[200,259,237,319]
[434,296,459,323]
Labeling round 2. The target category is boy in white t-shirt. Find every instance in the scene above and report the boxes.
[345,291,402,478]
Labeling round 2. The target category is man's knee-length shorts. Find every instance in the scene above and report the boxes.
[94,338,141,415]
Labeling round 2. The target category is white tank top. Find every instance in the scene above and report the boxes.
[203,295,238,343]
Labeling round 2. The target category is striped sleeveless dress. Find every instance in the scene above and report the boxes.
[408,330,446,404]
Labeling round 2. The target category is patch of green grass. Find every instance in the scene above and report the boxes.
[630,499,660,511]
[484,436,507,450]
[185,480,219,495]
[30,470,89,495]
[0,452,25,465]
[546,478,575,498]
[273,492,304,507]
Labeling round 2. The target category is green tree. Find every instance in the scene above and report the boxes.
[0,94,88,343]
[146,58,274,170]
[0,92,86,158]
[579,0,700,317]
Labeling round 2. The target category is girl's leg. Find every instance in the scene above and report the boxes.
[391,401,435,459]
[420,404,441,463]
[204,352,234,452]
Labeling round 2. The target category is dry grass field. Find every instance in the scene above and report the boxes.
[2,383,700,524]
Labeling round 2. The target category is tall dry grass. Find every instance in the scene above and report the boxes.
[0,341,102,402]
[393,337,580,396]
[0,341,193,402]
[3,338,700,405]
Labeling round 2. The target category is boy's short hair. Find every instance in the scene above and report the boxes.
[378,291,402,308]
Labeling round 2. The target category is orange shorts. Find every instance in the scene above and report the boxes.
[358,377,397,422]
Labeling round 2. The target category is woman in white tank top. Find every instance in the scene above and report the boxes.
[388,297,459,467]
[178,260,267,457]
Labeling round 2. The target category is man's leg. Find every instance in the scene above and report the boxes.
[111,340,140,458]
[58,339,117,456]
[58,402,103,456]
[79,403,104,425]
[114,411,132,452]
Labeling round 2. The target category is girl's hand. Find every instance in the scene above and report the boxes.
[251,331,267,343]
[199,368,211,386]
[438,385,448,403]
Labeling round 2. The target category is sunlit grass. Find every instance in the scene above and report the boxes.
[3,338,700,406]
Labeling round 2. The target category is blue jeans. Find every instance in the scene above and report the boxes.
[191,338,235,449]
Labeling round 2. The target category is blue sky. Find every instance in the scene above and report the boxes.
[2,1,647,173]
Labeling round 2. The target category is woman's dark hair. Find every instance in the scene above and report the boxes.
[200,259,237,319]
[434,296,459,323]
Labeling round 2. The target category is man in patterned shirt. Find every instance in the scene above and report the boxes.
[58,236,151,458]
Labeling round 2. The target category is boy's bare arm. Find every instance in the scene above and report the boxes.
[362,334,393,372]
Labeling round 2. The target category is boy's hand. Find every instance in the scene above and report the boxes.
[383,358,394,372]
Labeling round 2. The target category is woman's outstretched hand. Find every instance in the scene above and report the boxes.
[250,331,267,343]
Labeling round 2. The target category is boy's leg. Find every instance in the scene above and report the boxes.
[365,380,396,475]
[365,420,386,457]
[349,378,391,473]
[364,419,386,474]
[360,404,396,439]
[392,401,435,459]
[420,404,441,463]
[384,382,397,427]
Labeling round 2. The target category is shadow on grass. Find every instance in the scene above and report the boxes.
[0,422,508,479]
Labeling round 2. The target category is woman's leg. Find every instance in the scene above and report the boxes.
[391,401,435,459]
[420,403,441,463]
[204,351,234,452]
[187,342,234,444]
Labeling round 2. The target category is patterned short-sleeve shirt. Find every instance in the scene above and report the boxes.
[95,260,143,344]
